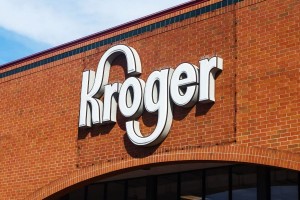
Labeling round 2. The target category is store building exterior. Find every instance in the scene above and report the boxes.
[0,0,299,199]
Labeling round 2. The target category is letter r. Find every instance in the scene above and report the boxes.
[199,56,223,103]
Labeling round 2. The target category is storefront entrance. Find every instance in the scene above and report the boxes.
[56,163,299,200]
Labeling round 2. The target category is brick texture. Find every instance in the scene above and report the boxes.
[0,0,299,199]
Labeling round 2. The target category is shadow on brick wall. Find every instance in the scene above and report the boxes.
[123,134,159,158]
[77,100,214,143]
[77,123,115,140]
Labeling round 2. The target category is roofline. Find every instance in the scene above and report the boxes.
[0,0,207,69]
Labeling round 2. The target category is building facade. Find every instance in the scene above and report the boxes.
[0,0,299,199]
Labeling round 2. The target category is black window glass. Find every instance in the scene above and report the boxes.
[127,178,147,200]
[206,167,229,200]
[107,180,126,200]
[232,165,257,200]
[180,171,203,200]
[59,194,69,200]
[157,174,178,200]
[87,184,105,200]
[69,187,85,200]
[58,165,300,200]
[271,168,298,200]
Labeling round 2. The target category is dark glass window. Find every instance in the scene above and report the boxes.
[69,187,85,200]
[180,171,203,200]
[206,167,229,200]
[86,184,105,200]
[58,165,299,200]
[157,174,178,200]
[232,165,257,200]
[271,168,298,200]
[106,180,126,200]
[127,178,147,200]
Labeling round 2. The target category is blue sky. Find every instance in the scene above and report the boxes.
[0,27,50,65]
[0,0,188,66]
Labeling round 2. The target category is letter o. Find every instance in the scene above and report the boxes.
[119,77,145,118]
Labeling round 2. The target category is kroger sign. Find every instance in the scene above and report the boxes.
[79,45,223,146]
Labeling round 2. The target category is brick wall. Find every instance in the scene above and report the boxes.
[0,0,299,199]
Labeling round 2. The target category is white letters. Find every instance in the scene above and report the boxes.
[79,45,141,127]
[199,57,223,103]
[79,45,223,146]
[79,70,103,127]
[103,83,122,123]
[126,69,174,146]
[170,63,199,107]
[119,77,145,118]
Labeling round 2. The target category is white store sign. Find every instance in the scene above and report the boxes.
[79,45,223,146]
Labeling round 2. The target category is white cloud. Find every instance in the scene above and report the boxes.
[0,0,188,46]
